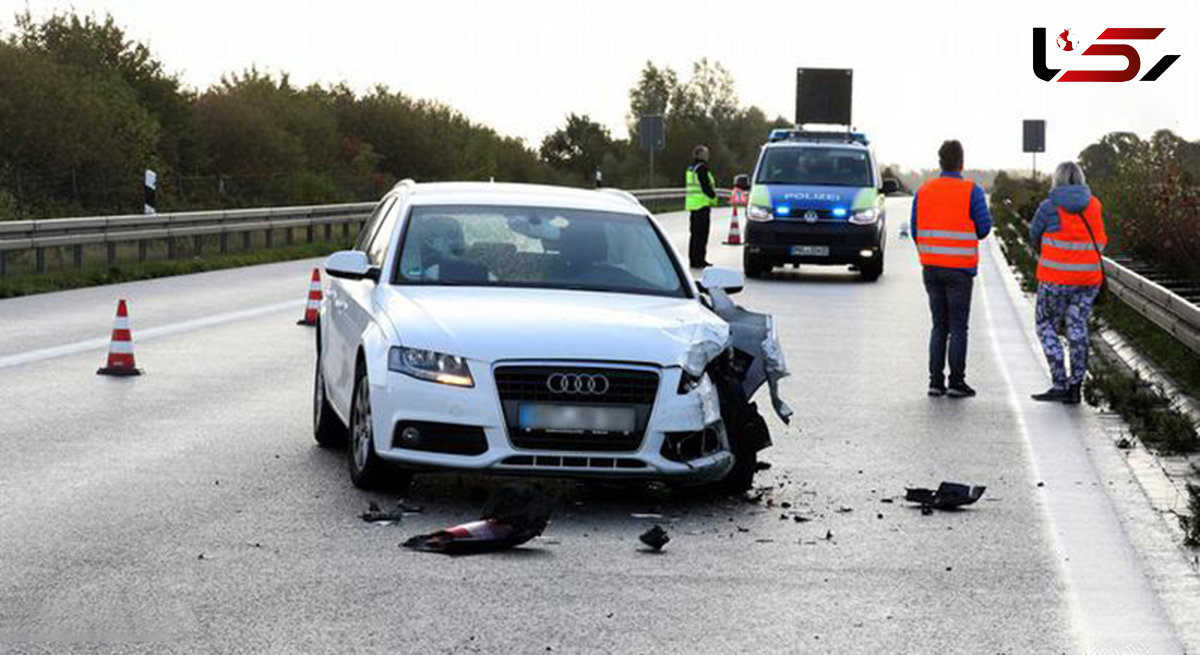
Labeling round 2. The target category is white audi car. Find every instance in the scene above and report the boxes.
[314,181,790,493]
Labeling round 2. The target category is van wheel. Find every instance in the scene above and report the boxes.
[744,252,767,279]
[860,258,884,282]
[348,364,412,492]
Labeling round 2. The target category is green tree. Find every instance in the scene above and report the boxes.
[539,114,614,183]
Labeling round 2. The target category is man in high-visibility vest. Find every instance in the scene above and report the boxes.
[911,140,992,398]
[1029,161,1106,404]
[685,145,719,268]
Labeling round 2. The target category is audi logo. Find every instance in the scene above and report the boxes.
[547,373,610,395]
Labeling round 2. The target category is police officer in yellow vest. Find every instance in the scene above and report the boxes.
[685,145,719,269]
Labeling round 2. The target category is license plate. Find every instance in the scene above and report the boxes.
[519,404,637,433]
[790,245,829,257]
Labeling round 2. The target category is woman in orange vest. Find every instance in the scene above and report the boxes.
[1030,161,1107,404]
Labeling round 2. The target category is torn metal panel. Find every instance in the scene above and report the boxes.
[706,287,793,423]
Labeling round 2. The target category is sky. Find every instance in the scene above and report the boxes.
[2,0,1198,171]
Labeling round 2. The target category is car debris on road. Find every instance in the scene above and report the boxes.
[402,485,552,555]
[905,482,987,514]
[639,525,670,552]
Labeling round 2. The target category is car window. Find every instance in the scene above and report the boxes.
[366,199,402,267]
[354,196,397,254]
[394,205,687,298]
[756,147,873,187]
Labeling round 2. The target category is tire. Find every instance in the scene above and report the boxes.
[744,252,767,279]
[348,363,412,492]
[716,410,767,494]
[860,257,884,282]
[313,353,347,447]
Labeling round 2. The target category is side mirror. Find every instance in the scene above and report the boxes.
[881,178,901,195]
[733,174,752,191]
[698,266,744,294]
[325,250,380,282]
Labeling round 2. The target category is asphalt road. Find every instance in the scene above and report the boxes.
[1,199,1197,654]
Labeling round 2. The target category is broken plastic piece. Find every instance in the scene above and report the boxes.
[639,525,670,551]
[905,482,986,510]
[402,485,551,555]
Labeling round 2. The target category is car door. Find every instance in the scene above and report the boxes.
[326,196,396,413]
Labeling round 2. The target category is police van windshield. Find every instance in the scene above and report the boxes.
[756,147,874,187]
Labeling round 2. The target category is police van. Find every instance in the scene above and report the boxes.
[741,129,899,281]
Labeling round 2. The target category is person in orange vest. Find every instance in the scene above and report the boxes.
[911,140,992,398]
[1029,162,1107,404]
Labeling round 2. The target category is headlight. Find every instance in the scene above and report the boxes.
[848,208,878,225]
[746,204,773,222]
[388,347,474,387]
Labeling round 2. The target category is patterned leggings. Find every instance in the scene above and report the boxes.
[1035,283,1100,389]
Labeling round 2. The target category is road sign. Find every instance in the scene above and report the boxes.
[639,115,664,151]
[796,68,852,126]
[1023,120,1045,153]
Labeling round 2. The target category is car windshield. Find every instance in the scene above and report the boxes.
[393,205,688,297]
[756,146,873,187]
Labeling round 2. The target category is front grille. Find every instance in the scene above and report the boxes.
[494,366,659,405]
[501,455,647,470]
[494,365,659,452]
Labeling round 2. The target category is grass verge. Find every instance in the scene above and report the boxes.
[0,241,348,299]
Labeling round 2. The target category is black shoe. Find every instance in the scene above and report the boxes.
[928,383,946,397]
[1064,384,1081,405]
[947,382,976,398]
[1031,386,1069,402]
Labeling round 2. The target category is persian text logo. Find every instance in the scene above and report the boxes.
[1033,27,1180,82]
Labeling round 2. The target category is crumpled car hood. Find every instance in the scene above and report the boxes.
[378,286,730,369]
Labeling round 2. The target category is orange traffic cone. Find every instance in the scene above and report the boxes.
[724,213,742,246]
[297,268,322,326]
[97,299,142,376]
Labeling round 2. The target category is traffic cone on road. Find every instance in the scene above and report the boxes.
[97,299,141,376]
[297,268,322,326]
[724,213,742,246]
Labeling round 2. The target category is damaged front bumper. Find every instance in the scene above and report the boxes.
[367,364,734,483]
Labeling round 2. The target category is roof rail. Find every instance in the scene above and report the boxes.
[768,129,869,146]
[392,178,417,190]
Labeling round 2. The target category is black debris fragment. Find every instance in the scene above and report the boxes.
[402,485,551,555]
[824,529,833,541]
[360,501,406,523]
[793,515,811,523]
[905,482,986,511]
[880,498,894,504]
[755,461,773,471]
[639,525,670,552]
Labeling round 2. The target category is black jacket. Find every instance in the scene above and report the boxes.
[692,158,717,199]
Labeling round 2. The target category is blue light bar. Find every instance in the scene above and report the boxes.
[767,129,869,146]
[777,205,791,216]
[832,207,848,218]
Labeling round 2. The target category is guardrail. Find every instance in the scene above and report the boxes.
[0,187,727,277]
[1104,258,1200,356]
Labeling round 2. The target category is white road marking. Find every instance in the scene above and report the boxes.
[978,238,1182,652]
[0,299,303,370]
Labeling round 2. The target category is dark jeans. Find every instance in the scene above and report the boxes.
[923,267,974,386]
[688,207,711,267]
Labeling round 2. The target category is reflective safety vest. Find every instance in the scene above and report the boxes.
[1036,197,1105,286]
[915,177,979,269]
[685,164,718,211]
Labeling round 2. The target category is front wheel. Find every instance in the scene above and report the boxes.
[744,252,767,279]
[860,256,884,282]
[314,354,346,447]
[348,364,412,492]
